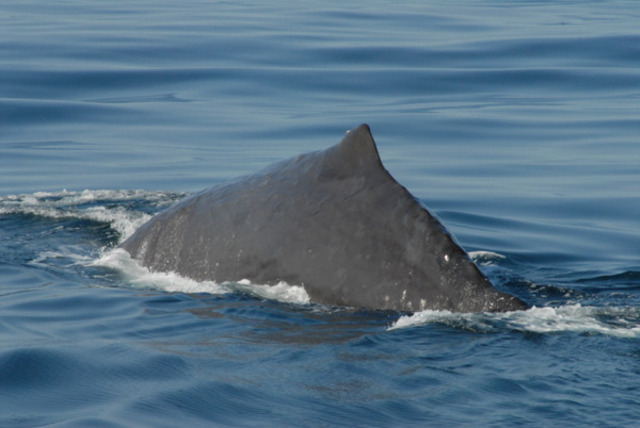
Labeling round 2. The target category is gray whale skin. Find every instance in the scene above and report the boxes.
[121,124,526,313]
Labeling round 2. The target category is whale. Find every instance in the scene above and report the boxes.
[120,124,526,312]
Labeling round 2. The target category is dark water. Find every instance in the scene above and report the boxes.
[2,1,640,426]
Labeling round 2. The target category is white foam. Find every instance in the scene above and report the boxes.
[390,309,460,330]
[389,304,640,338]
[91,248,311,305]
[469,250,506,265]
[84,206,150,241]
[0,189,175,242]
[499,305,640,338]
[234,279,310,305]
[91,248,226,294]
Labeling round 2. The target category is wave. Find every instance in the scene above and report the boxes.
[91,248,310,305]
[4,189,639,336]
[97,247,636,338]
[469,250,506,265]
[389,304,640,338]
[577,271,640,289]
[0,189,183,242]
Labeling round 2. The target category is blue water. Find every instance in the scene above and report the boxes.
[2,1,640,426]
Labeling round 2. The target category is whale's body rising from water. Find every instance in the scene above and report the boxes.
[121,124,526,312]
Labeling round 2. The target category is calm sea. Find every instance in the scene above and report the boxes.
[1,1,639,426]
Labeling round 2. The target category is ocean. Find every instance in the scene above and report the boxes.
[1,1,639,426]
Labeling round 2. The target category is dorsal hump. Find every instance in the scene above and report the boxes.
[319,124,385,180]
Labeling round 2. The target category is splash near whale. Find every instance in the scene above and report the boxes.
[120,124,526,312]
